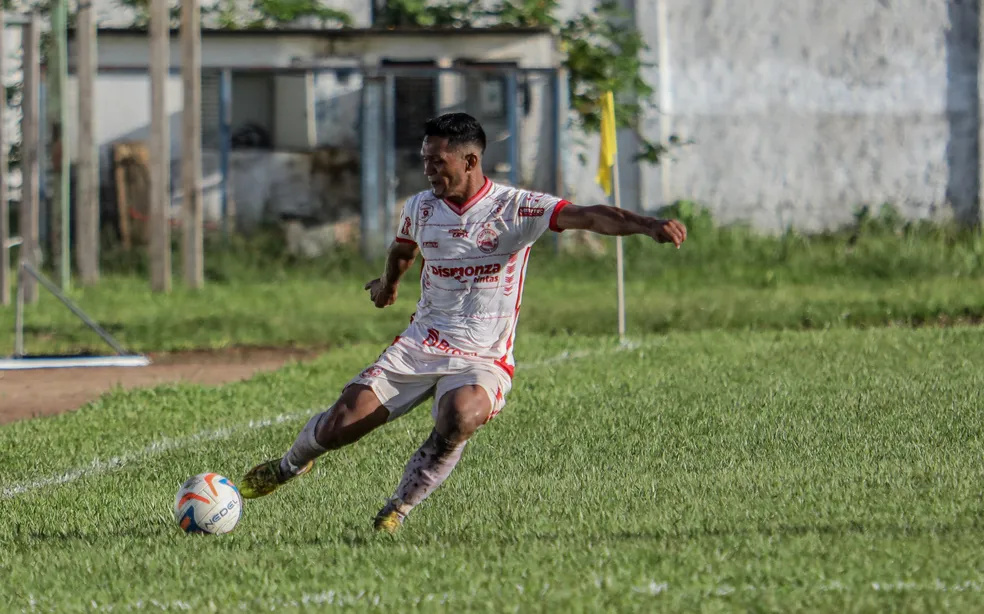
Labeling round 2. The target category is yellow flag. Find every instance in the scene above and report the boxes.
[595,90,618,197]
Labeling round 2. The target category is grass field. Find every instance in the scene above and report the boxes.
[3,328,984,612]
[5,221,984,355]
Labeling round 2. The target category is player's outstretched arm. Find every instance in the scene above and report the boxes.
[553,204,687,248]
[365,240,419,308]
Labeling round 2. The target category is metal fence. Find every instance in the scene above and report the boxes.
[11,62,566,289]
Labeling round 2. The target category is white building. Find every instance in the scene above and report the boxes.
[63,26,563,242]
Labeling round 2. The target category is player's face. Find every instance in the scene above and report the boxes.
[421,136,468,199]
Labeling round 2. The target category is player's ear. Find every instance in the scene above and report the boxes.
[464,152,479,171]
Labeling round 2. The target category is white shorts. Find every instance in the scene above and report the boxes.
[345,338,513,423]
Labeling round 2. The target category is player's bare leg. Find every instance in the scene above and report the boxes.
[240,385,389,499]
[374,384,493,533]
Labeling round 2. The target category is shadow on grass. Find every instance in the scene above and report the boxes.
[6,523,173,546]
[10,514,984,550]
[292,515,984,549]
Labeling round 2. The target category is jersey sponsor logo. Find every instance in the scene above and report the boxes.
[518,207,546,217]
[429,263,501,283]
[422,328,479,357]
[449,228,469,238]
[423,241,439,248]
[400,216,412,236]
[477,228,499,254]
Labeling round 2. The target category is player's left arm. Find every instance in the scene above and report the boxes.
[553,204,687,248]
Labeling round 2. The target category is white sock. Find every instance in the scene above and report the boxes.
[392,430,467,515]
[280,412,328,477]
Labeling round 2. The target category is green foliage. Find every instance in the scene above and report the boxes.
[373,0,475,27]
[115,0,351,29]
[241,0,352,29]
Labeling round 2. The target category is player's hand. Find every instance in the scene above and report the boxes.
[649,219,687,248]
[364,278,398,308]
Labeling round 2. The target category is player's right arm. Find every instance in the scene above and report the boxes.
[365,197,421,308]
[364,240,419,308]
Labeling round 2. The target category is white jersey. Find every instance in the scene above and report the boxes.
[393,177,570,378]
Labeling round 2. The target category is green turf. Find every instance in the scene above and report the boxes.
[5,224,984,355]
[2,329,984,612]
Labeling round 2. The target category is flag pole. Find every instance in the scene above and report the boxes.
[595,90,626,344]
[611,151,626,344]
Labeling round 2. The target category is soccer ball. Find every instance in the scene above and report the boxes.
[173,472,243,535]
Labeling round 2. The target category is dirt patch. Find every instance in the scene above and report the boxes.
[0,347,323,425]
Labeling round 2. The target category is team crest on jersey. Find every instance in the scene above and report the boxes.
[420,204,433,220]
[477,228,499,253]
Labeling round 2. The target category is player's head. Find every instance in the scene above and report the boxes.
[421,112,486,200]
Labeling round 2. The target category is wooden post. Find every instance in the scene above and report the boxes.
[181,0,203,288]
[76,0,99,284]
[0,10,8,306]
[360,76,384,261]
[218,69,232,238]
[49,0,70,290]
[20,13,40,304]
[149,0,171,292]
[979,0,984,226]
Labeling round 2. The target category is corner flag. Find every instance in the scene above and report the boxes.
[596,90,618,197]
[594,90,627,343]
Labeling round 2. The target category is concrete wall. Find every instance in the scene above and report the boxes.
[313,69,362,148]
[472,0,981,233]
[624,0,980,231]
[77,30,560,70]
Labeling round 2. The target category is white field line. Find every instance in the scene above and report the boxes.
[0,341,649,501]
[0,413,303,500]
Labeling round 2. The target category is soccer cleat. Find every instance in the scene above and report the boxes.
[239,458,313,499]
[373,498,411,534]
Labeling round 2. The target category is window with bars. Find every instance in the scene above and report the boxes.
[381,60,438,149]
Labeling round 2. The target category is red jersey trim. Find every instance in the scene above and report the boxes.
[548,200,572,233]
[494,357,515,378]
[442,177,492,216]
[505,246,532,352]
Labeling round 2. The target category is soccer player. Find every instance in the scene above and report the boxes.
[239,112,687,533]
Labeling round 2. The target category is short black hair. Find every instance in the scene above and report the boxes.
[424,112,487,153]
